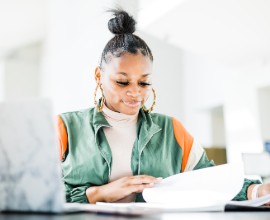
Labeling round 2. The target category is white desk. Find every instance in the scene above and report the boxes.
[1,212,270,220]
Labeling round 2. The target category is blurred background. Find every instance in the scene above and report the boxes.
[0,0,270,180]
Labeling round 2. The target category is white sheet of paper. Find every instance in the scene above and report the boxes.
[91,164,270,213]
[142,163,244,208]
[95,195,270,213]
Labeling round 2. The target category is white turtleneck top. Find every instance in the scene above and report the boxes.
[102,105,138,202]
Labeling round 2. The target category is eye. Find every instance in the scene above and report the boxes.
[116,81,129,86]
[139,82,152,87]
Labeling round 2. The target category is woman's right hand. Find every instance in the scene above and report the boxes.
[86,175,162,204]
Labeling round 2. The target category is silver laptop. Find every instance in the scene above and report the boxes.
[0,99,66,213]
[0,99,159,215]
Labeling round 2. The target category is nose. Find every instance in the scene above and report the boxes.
[126,84,140,97]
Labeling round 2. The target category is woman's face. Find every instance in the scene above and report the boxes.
[95,53,153,115]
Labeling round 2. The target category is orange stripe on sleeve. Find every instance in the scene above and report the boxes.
[56,116,68,161]
[172,117,194,172]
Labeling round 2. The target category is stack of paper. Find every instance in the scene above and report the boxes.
[142,163,244,210]
[95,163,270,213]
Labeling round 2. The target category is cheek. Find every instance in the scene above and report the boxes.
[101,79,114,94]
[143,88,152,100]
[111,84,126,96]
[103,83,125,99]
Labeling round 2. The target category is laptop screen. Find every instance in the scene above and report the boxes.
[0,99,65,212]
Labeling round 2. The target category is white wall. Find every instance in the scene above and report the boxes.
[181,50,229,147]
[210,106,226,147]
[224,59,270,162]
[137,0,270,164]
[180,52,270,162]
[41,0,109,114]
[179,49,270,162]
[1,0,270,165]
[4,43,41,100]
[41,0,139,114]
[139,32,185,121]
[257,86,270,142]
[0,60,4,101]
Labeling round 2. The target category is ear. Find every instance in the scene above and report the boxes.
[94,66,101,84]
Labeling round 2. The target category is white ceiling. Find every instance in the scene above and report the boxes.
[139,0,270,66]
[0,0,47,57]
[1,0,270,66]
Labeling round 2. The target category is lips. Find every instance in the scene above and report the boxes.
[122,100,142,108]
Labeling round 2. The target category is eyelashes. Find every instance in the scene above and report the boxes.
[116,81,129,86]
[139,82,152,87]
[116,81,152,87]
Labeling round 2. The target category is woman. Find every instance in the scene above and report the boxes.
[57,9,267,204]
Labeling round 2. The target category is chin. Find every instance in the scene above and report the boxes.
[122,107,141,115]
[118,101,141,115]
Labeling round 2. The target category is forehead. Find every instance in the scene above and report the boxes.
[103,53,152,76]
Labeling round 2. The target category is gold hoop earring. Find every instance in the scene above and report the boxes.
[94,83,105,112]
[142,88,156,113]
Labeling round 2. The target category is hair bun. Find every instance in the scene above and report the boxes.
[108,9,136,35]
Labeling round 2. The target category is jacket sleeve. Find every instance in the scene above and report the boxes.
[56,116,90,204]
[65,183,90,203]
[56,116,68,161]
[193,151,215,170]
[172,117,215,172]
[232,178,262,201]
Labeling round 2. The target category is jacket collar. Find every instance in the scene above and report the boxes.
[136,109,162,152]
[91,107,162,151]
[92,108,110,129]
[91,107,162,179]
[91,107,160,131]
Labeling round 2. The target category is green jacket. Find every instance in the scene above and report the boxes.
[58,107,259,203]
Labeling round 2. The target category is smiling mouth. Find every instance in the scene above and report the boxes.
[122,100,142,108]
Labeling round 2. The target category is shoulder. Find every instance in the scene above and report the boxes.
[60,107,95,117]
[149,112,184,128]
[145,113,172,133]
[59,107,95,122]
[149,112,172,124]
[149,112,191,136]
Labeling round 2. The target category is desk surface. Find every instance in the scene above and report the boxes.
[1,212,270,220]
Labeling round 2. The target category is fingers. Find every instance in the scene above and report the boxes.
[127,175,162,185]
[131,183,155,193]
[97,175,163,202]
[124,175,162,193]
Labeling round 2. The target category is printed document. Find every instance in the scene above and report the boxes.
[95,163,270,213]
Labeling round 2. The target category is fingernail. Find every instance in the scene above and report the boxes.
[155,177,163,182]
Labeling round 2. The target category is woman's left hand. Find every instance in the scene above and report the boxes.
[258,183,270,205]
[248,183,270,205]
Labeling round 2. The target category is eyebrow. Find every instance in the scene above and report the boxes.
[116,72,151,77]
